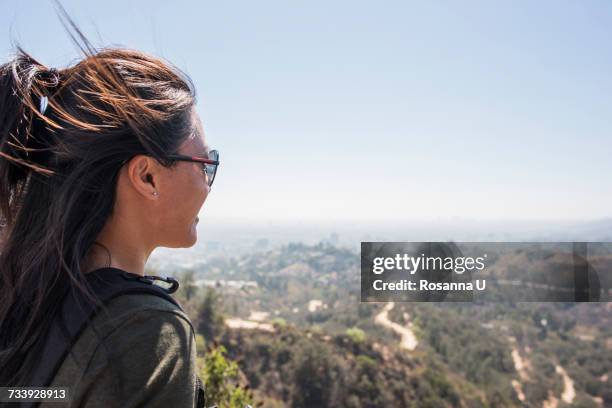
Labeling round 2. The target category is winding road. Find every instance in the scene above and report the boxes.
[374,302,418,351]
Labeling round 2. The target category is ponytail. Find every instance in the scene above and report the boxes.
[0,50,61,231]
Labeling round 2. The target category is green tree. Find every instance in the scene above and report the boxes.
[181,269,198,301]
[197,288,225,341]
[199,345,255,408]
[291,342,336,408]
[345,327,366,343]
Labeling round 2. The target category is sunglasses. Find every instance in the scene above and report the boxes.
[167,149,220,187]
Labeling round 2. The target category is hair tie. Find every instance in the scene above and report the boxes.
[39,96,49,115]
[37,67,61,116]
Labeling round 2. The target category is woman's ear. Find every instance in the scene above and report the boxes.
[126,155,159,199]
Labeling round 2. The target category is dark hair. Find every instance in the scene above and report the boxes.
[0,11,196,385]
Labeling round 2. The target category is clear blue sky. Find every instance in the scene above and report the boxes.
[2,0,611,223]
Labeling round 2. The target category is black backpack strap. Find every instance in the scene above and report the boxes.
[24,267,182,407]
[196,375,207,408]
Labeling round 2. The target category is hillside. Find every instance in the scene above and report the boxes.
[161,243,612,407]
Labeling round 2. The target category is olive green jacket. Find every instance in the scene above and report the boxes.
[40,294,199,408]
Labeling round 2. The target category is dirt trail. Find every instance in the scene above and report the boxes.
[511,348,529,380]
[374,302,418,351]
[508,337,529,404]
[511,380,526,403]
[225,317,275,332]
[555,365,575,404]
[542,394,558,408]
[541,365,576,408]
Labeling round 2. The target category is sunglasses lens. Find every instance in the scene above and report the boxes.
[207,150,219,187]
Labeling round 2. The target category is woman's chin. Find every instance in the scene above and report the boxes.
[163,220,199,248]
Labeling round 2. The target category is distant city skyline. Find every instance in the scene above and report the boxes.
[2,0,611,223]
[146,217,612,270]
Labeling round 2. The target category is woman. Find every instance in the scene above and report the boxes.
[0,26,218,407]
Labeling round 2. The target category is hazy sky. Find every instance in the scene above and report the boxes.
[2,1,611,223]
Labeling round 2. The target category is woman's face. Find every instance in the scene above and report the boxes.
[154,109,211,248]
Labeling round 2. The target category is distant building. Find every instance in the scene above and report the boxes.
[194,279,258,290]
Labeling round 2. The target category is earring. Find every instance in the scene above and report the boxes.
[152,191,159,196]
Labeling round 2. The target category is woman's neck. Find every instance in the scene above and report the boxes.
[81,216,153,276]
